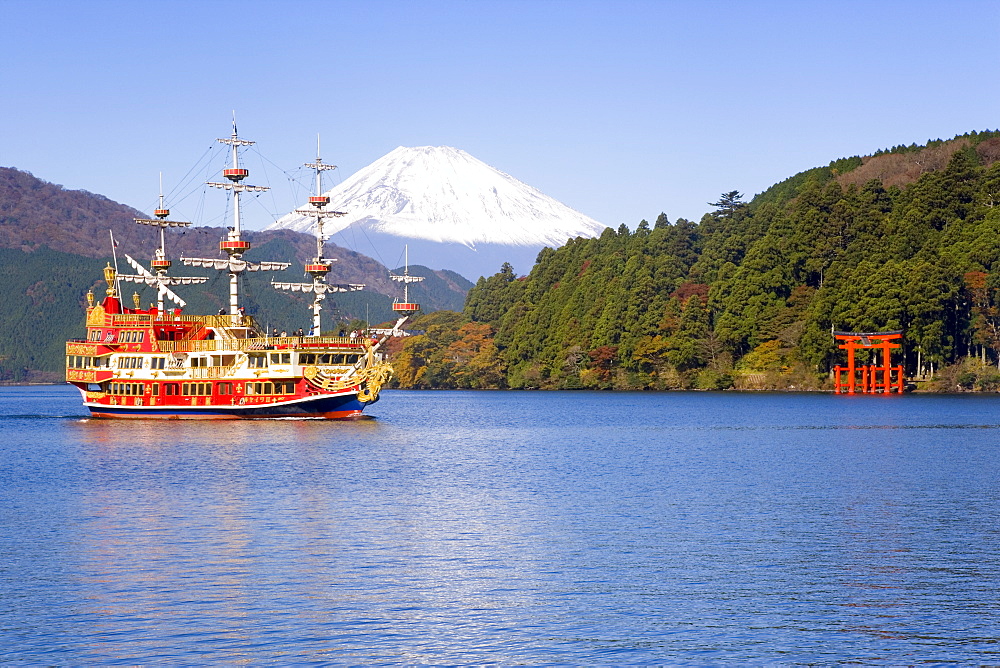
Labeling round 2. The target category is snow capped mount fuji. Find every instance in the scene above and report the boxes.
[267,146,608,279]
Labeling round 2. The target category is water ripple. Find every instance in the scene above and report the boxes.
[2,386,1000,662]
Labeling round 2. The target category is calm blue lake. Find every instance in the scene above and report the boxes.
[2,385,1000,663]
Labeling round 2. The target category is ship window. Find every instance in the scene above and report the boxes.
[151,383,159,396]
[182,382,212,396]
[190,357,208,368]
[270,353,291,365]
[246,382,291,396]
[150,357,166,370]
[217,382,234,395]
[299,353,315,365]
[164,383,180,396]
[117,330,145,343]
[108,382,144,396]
[88,330,101,342]
[117,356,143,369]
[248,354,267,368]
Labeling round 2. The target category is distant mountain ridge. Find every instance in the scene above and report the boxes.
[0,166,470,310]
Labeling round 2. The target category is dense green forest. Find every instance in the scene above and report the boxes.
[0,243,469,383]
[389,131,1000,392]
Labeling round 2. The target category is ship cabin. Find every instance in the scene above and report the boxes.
[66,290,376,409]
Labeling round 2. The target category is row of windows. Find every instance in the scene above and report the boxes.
[86,330,145,343]
[246,382,296,396]
[161,382,230,396]
[71,356,207,370]
[107,382,144,396]
[67,355,112,369]
[248,355,268,368]
[246,353,293,367]
[101,381,294,397]
[118,356,143,369]
[299,353,361,365]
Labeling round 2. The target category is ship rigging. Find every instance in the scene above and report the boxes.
[65,122,408,419]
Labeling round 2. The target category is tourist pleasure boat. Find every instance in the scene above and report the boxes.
[66,125,418,419]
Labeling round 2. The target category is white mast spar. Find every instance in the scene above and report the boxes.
[271,134,363,336]
[117,173,209,312]
[385,244,424,335]
[390,245,424,309]
[180,116,290,322]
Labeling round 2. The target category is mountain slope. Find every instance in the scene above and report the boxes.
[267,146,608,278]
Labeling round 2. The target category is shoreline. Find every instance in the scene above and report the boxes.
[1,381,996,394]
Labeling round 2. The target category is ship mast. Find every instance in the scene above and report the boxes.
[181,117,290,320]
[390,244,424,315]
[272,135,363,336]
[118,174,209,311]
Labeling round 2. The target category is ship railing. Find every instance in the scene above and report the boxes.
[157,335,363,354]
[106,313,259,331]
[175,315,260,343]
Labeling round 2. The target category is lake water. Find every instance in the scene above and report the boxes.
[2,385,1000,663]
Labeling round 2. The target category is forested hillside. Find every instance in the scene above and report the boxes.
[390,131,1000,391]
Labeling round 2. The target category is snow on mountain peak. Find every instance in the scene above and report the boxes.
[267,146,607,248]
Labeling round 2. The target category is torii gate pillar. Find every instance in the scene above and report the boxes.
[832,331,904,395]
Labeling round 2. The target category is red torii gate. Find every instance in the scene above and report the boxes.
[832,330,905,395]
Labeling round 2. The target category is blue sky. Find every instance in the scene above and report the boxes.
[2,0,998,232]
